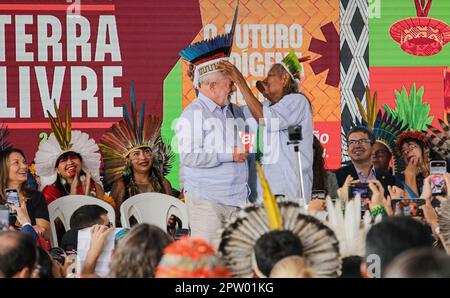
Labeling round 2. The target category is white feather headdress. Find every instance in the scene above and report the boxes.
[34,102,101,189]
[437,198,450,253]
[325,197,368,258]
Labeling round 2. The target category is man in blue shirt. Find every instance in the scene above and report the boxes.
[175,69,251,247]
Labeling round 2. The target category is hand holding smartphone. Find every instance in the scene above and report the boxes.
[0,206,9,228]
[430,161,447,196]
[348,183,372,213]
[391,198,425,217]
[5,189,20,215]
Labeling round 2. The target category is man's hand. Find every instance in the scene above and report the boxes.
[88,224,115,258]
[232,146,248,162]
[337,175,359,202]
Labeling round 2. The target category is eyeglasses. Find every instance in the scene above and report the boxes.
[348,139,371,146]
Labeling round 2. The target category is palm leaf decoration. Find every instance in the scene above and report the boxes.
[382,84,433,132]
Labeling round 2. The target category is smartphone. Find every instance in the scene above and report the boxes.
[391,198,425,217]
[311,190,327,200]
[349,183,372,213]
[0,206,9,228]
[174,228,190,240]
[430,161,447,196]
[5,189,20,215]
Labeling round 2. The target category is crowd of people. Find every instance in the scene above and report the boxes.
[2,2,450,279]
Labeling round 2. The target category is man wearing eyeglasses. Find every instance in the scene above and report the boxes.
[335,126,396,194]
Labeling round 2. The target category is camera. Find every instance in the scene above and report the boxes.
[288,125,302,142]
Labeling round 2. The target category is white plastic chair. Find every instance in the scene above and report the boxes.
[120,193,189,231]
[48,195,116,247]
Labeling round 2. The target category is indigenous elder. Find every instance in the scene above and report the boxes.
[219,50,313,202]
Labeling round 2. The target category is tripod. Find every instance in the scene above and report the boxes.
[287,125,307,209]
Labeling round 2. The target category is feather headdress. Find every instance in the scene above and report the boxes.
[325,197,369,258]
[437,198,450,254]
[353,87,406,174]
[382,84,433,151]
[34,101,101,189]
[342,87,405,172]
[279,50,310,81]
[179,0,239,88]
[218,164,341,277]
[98,81,174,186]
[0,123,12,153]
[425,113,450,160]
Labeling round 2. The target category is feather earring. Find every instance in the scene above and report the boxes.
[123,160,131,177]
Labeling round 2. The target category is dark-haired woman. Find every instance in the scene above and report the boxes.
[40,151,104,205]
[396,133,431,198]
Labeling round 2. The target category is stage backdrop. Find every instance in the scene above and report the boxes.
[0,0,201,191]
[1,0,449,190]
[163,0,341,188]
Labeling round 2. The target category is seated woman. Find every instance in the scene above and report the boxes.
[108,147,173,205]
[34,103,104,205]
[382,85,435,198]
[0,148,51,242]
[99,82,177,229]
[396,132,431,198]
[34,103,104,244]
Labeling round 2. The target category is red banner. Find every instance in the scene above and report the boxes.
[0,0,201,161]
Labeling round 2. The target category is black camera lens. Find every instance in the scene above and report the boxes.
[288,125,302,141]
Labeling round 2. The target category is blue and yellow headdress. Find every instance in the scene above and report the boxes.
[179,1,239,88]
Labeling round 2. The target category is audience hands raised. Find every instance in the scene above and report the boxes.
[336,175,359,202]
